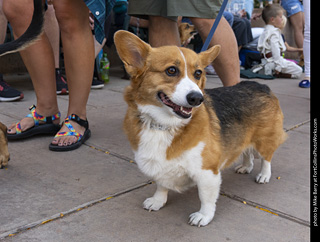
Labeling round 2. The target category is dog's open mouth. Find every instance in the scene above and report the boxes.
[158,92,192,119]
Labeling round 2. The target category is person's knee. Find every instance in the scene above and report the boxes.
[189,17,213,36]
[149,16,178,32]
[53,2,88,34]
[2,0,34,37]
[148,16,180,46]
[3,0,33,26]
[289,12,304,30]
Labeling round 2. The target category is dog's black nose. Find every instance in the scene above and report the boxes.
[186,91,204,106]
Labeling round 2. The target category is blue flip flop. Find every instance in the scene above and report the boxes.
[299,80,310,88]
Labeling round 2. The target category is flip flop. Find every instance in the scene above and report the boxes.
[49,114,91,152]
[7,105,61,141]
[299,79,310,88]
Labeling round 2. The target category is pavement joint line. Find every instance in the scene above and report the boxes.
[85,143,135,164]
[284,120,310,132]
[0,181,153,240]
[220,190,310,227]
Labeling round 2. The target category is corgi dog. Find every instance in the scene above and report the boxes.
[114,30,287,227]
[0,122,10,168]
[178,22,197,47]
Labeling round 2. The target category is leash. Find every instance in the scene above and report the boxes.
[200,0,229,52]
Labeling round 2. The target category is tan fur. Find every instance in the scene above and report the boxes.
[116,31,220,156]
[115,30,286,174]
[203,93,286,172]
[178,22,197,47]
[114,30,286,227]
[0,122,10,168]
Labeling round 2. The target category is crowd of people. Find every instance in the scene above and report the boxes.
[0,0,311,152]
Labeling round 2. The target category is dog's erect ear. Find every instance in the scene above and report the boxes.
[114,30,151,77]
[198,45,221,68]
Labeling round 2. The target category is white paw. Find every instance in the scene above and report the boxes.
[256,172,271,184]
[235,164,253,174]
[188,212,214,227]
[143,197,166,211]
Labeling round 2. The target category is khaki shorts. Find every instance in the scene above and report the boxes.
[128,0,223,21]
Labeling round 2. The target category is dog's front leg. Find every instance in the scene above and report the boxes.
[143,183,168,211]
[189,170,221,227]
[0,131,10,169]
[256,159,271,183]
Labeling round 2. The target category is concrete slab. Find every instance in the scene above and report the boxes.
[3,184,309,242]
[0,140,147,235]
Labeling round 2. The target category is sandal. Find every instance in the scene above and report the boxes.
[299,79,310,88]
[7,105,61,140]
[49,114,91,152]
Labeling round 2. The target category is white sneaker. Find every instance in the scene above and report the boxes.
[205,64,217,75]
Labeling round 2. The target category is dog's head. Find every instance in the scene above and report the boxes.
[114,30,220,125]
[0,122,9,168]
[178,22,197,47]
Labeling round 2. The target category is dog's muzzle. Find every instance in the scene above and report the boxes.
[186,91,204,107]
[158,91,203,119]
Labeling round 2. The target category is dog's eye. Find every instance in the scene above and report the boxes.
[166,66,178,76]
[194,70,202,80]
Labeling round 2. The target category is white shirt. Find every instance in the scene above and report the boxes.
[258,24,287,71]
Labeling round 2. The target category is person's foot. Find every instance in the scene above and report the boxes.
[0,75,24,102]
[204,64,217,75]
[7,108,60,135]
[51,119,86,147]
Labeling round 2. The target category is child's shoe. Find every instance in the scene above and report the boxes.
[299,79,310,88]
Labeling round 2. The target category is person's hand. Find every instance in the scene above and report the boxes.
[89,11,94,30]
[238,9,247,18]
[251,12,262,21]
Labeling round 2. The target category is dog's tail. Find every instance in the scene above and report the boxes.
[0,0,44,57]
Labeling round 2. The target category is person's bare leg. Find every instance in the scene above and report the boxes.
[148,16,180,47]
[3,0,59,134]
[0,0,7,44]
[190,17,240,86]
[51,0,94,146]
[288,12,304,49]
[44,4,60,69]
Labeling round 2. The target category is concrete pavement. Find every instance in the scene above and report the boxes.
[0,68,311,241]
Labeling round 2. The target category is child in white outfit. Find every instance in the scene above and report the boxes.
[257,4,302,78]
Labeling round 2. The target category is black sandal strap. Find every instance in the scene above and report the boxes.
[69,114,89,130]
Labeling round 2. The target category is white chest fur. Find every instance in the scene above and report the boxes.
[134,125,205,193]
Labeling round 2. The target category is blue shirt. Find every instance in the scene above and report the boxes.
[84,0,116,44]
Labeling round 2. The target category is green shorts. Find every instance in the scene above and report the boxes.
[128,0,223,21]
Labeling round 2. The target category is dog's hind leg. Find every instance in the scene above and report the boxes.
[254,145,275,184]
[143,184,168,211]
[235,148,254,174]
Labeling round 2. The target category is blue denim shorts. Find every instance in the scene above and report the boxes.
[281,0,304,17]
